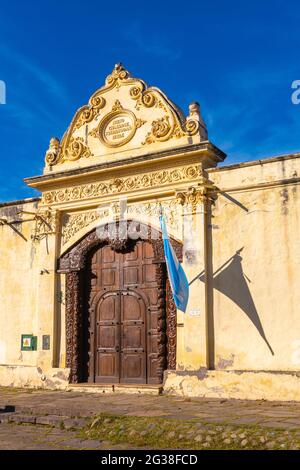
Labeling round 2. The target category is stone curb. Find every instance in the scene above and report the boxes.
[0,412,87,429]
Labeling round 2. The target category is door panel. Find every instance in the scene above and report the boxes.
[94,292,120,383]
[122,354,144,380]
[123,266,139,285]
[121,292,146,383]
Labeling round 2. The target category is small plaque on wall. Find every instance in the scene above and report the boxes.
[42,335,50,350]
[189,309,201,317]
[21,335,37,351]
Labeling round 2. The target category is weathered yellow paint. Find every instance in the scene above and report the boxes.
[164,369,300,401]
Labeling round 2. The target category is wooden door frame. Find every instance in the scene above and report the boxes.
[57,221,182,384]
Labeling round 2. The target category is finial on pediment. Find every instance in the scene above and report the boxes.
[114,63,124,72]
[187,101,208,141]
[189,102,200,117]
[45,137,60,166]
[106,62,131,85]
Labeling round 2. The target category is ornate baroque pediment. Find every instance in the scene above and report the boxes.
[44,63,208,172]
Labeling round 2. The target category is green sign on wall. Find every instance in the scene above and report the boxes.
[21,335,37,351]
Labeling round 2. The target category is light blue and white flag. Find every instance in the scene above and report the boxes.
[159,215,189,313]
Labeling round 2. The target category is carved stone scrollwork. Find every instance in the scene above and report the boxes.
[62,210,109,246]
[139,103,203,146]
[142,116,173,145]
[64,137,93,162]
[176,185,207,214]
[44,63,212,169]
[105,62,131,87]
[45,96,104,166]
[130,86,164,110]
[75,96,106,130]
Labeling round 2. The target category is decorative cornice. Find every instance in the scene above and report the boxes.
[41,164,204,206]
[26,142,226,189]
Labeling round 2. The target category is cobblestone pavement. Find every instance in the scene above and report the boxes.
[1,387,300,428]
[0,423,135,450]
[2,387,300,450]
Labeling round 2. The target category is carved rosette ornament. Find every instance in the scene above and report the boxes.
[58,222,181,383]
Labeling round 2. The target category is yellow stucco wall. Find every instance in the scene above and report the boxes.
[209,156,300,372]
[0,199,68,388]
[0,200,39,367]
[164,154,300,400]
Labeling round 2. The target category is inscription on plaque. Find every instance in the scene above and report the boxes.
[100,111,136,147]
[106,117,133,141]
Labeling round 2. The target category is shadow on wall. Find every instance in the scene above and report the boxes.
[195,247,274,356]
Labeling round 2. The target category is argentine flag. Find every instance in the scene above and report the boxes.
[159,215,189,313]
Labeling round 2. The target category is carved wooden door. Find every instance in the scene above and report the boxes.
[86,240,164,384]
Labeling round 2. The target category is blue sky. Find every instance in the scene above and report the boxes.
[0,0,299,201]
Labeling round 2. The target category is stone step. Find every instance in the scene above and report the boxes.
[67,383,163,395]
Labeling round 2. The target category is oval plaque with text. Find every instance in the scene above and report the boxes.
[99,110,136,148]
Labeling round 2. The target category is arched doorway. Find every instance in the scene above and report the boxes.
[58,221,182,385]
